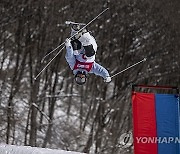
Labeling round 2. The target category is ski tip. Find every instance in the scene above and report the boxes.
[41,58,45,63]
[65,21,71,25]
[143,57,147,61]
[65,21,86,25]
[103,8,109,12]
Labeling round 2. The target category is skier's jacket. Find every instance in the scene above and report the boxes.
[65,43,110,79]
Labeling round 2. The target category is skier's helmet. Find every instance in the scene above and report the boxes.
[75,71,87,85]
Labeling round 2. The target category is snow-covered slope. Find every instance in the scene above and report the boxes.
[0,144,85,154]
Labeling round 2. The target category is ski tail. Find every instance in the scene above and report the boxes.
[65,21,86,26]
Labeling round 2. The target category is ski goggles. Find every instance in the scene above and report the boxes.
[75,72,87,85]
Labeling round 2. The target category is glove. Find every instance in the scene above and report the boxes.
[104,76,111,83]
[65,38,71,47]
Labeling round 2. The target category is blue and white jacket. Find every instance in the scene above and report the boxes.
[65,43,110,79]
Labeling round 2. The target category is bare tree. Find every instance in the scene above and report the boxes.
[0,0,179,153]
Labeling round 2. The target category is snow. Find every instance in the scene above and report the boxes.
[0,144,86,154]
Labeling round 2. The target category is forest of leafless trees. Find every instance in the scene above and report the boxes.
[0,0,179,154]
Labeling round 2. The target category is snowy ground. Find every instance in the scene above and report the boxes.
[0,144,86,154]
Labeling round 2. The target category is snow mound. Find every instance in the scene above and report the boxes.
[0,144,85,154]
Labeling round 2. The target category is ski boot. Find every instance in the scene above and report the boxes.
[65,21,87,39]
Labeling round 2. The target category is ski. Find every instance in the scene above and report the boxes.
[65,21,86,26]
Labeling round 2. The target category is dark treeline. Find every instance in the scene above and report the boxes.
[0,0,179,153]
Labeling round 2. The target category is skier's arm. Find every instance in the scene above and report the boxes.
[65,39,76,70]
[91,62,111,82]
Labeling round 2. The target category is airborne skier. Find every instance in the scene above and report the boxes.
[34,8,146,82]
[65,23,111,85]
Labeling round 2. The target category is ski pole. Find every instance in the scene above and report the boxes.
[111,58,147,78]
[34,46,65,80]
[41,8,109,62]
